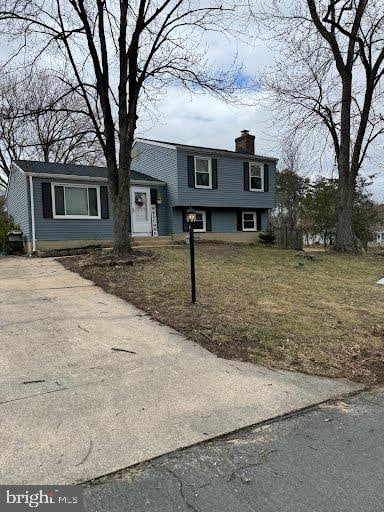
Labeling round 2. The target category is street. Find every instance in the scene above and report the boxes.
[84,388,384,512]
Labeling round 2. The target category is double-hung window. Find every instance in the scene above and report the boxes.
[242,211,257,231]
[195,157,212,189]
[52,183,101,219]
[249,163,264,191]
[194,210,206,232]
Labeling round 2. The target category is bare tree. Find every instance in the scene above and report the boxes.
[0,0,239,255]
[275,143,310,231]
[255,0,384,253]
[0,70,103,190]
[0,76,25,188]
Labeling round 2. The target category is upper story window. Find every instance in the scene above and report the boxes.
[194,157,212,189]
[249,163,264,191]
[52,183,101,219]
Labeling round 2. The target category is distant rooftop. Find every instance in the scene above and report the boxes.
[135,137,278,162]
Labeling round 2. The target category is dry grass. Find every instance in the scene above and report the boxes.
[61,243,384,385]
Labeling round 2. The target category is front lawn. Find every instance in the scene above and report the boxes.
[61,244,384,385]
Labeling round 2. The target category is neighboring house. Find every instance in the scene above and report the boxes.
[6,130,277,253]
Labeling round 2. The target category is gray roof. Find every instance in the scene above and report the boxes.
[14,160,165,184]
[135,138,278,162]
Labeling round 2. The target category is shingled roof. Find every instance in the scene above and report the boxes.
[14,160,165,184]
[135,138,278,162]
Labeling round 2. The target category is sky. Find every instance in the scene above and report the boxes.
[136,34,279,157]
[137,81,383,202]
[134,28,384,203]
[0,4,382,202]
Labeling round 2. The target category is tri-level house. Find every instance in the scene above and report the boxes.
[6,130,277,253]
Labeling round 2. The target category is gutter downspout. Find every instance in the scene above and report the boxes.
[29,175,36,253]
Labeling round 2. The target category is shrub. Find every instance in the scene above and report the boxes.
[0,196,18,252]
[259,230,276,245]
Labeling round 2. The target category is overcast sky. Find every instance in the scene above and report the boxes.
[135,31,384,202]
[136,33,278,156]
[0,6,382,201]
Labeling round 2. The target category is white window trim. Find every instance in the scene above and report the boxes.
[194,156,212,189]
[249,162,264,192]
[51,183,102,220]
[242,211,257,232]
[194,210,207,232]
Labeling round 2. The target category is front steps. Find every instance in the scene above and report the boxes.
[131,236,181,248]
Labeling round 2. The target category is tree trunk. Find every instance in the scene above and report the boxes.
[335,180,359,253]
[334,76,360,253]
[113,187,132,257]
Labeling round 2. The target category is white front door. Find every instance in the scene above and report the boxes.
[131,187,152,236]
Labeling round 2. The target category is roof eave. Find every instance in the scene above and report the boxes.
[135,138,177,150]
[135,138,278,161]
[22,171,166,186]
[178,147,278,162]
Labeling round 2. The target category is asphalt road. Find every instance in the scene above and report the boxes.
[84,388,384,512]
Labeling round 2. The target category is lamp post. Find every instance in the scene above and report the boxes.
[186,207,197,303]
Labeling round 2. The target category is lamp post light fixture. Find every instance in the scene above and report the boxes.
[186,207,197,303]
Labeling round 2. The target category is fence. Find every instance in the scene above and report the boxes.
[275,226,303,250]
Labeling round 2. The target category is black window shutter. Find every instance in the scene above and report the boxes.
[257,210,262,231]
[42,182,53,218]
[150,188,158,205]
[206,209,212,231]
[212,159,218,189]
[100,186,109,219]
[187,156,195,187]
[237,209,243,231]
[264,164,269,192]
[182,207,188,232]
[243,162,250,191]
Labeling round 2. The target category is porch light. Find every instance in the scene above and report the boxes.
[186,207,197,225]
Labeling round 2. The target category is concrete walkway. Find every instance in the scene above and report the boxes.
[0,257,361,485]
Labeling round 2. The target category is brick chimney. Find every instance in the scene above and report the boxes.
[235,130,255,155]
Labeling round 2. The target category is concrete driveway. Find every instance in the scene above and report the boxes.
[0,257,361,485]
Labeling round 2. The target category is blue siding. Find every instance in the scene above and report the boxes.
[9,141,275,243]
[32,177,169,240]
[172,208,183,233]
[176,149,276,209]
[132,141,177,231]
[154,186,169,236]
[260,210,269,231]
[211,209,237,232]
[33,177,114,241]
[172,207,269,234]
[6,166,31,241]
[132,141,275,236]
[132,141,276,213]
